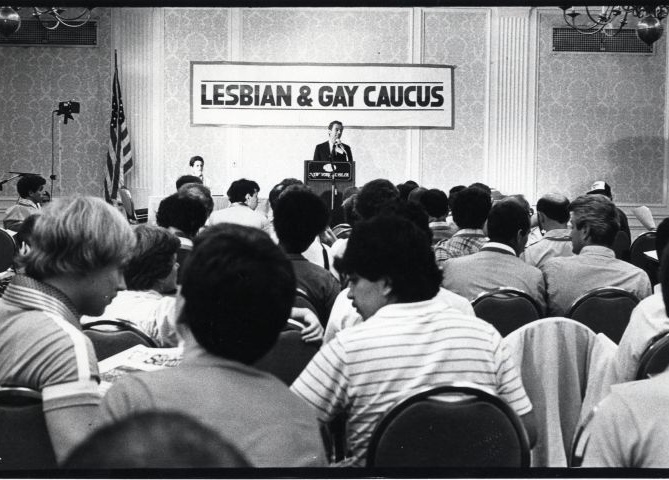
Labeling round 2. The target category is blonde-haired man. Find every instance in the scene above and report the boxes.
[0,196,135,462]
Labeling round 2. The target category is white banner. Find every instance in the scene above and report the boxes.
[191,61,454,129]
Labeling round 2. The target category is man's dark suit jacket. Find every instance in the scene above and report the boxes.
[313,141,353,163]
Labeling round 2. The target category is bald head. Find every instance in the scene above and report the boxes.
[537,193,570,229]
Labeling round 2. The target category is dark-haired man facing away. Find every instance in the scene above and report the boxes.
[434,186,491,263]
[292,214,536,466]
[441,198,547,313]
[99,224,326,467]
[521,193,573,269]
[274,187,340,325]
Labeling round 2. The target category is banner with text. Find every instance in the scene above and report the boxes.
[191,62,454,128]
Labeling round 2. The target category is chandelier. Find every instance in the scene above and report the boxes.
[562,5,669,45]
[0,7,93,37]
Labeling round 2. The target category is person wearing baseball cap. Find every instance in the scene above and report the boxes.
[587,180,631,260]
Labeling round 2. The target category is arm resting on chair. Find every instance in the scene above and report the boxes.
[42,380,101,463]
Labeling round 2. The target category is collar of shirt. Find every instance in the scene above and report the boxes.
[481,241,517,256]
[17,198,38,209]
[579,245,615,258]
[366,298,443,322]
[2,273,80,326]
[453,228,486,238]
[543,228,572,240]
[181,338,272,378]
[285,253,308,262]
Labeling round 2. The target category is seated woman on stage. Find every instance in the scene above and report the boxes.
[83,224,180,347]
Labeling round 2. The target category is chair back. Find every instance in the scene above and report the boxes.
[630,231,658,285]
[82,319,158,361]
[566,287,639,343]
[0,229,16,272]
[254,322,320,385]
[0,387,57,469]
[471,288,542,336]
[569,406,598,467]
[366,383,530,468]
[636,331,669,379]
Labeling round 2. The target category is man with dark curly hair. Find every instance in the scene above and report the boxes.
[292,214,536,466]
[3,174,47,231]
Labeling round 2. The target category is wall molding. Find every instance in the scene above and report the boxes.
[487,7,536,200]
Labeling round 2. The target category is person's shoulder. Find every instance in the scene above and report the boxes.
[542,253,575,271]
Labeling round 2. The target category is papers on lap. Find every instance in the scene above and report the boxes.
[98,344,183,396]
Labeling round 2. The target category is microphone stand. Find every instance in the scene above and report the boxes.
[327,150,338,211]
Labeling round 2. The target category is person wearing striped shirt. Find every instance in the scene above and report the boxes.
[0,196,135,463]
[291,214,537,466]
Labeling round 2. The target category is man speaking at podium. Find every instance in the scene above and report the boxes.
[313,120,353,163]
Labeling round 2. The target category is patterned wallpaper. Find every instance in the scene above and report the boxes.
[163,8,230,195]
[0,8,112,198]
[536,12,666,205]
[421,9,489,191]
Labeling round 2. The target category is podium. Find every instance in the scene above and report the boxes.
[304,161,355,214]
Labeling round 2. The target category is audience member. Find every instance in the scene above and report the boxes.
[582,249,669,467]
[3,174,46,231]
[421,188,457,245]
[656,217,669,264]
[587,180,631,241]
[324,200,473,341]
[178,182,214,218]
[274,188,340,325]
[330,186,359,227]
[0,196,135,462]
[268,179,335,274]
[292,214,536,466]
[441,198,546,313]
[434,186,491,262]
[356,179,401,220]
[469,181,492,197]
[406,186,428,204]
[521,193,573,268]
[156,193,207,281]
[542,195,651,316]
[208,178,271,234]
[82,225,180,347]
[99,224,326,467]
[13,212,40,257]
[508,194,541,245]
[397,180,418,202]
[64,411,250,469]
[175,175,202,190]
[612,218,669,383]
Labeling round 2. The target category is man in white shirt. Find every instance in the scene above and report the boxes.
[3,174,46,231]
[208,178,271,235]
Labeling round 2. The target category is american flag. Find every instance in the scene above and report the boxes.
[104,51,133,204]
